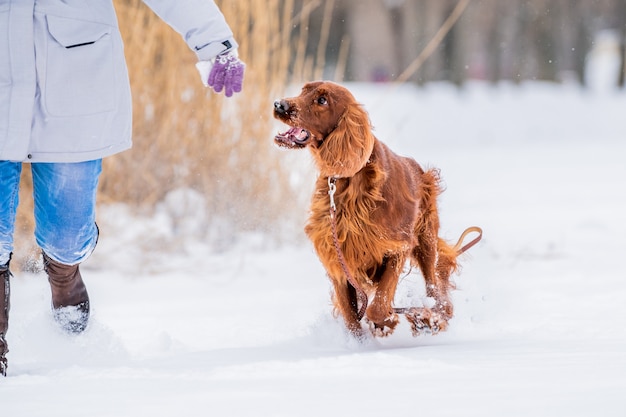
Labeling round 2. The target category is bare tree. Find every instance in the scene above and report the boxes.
[292,0,626,87]
[343,0,398,81]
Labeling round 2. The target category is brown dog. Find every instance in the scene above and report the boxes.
[273,81,480,338]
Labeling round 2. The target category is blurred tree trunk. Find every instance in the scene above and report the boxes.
[396,0,420,83]
[537,0,557,81]
[445,2,466,86]
[497,0,525,82]
[408,0,449,84]
[485,0,503,83]
[344,0,397,81]
[574,1,594,85]
[618,1,626,87]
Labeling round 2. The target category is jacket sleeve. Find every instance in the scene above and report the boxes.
[141,0,238,61]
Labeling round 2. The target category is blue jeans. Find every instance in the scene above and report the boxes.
[0,160,101,266]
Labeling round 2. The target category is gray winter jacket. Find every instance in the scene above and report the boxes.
[0,0,237,162]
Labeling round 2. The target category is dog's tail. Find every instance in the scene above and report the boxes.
[415,168,482,287]
[438,226,482,291]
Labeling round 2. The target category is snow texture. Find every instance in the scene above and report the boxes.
[1,82,625,417]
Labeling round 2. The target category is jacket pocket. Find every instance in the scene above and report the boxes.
[44,14,116,117]
[0,7,9,87]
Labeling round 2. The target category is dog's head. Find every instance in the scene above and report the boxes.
[273,81,375,177]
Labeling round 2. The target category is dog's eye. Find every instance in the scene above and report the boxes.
[317,96,328,105]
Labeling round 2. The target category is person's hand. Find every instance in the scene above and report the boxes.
[196,51,245,97]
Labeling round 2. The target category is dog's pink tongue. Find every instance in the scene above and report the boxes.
[289,127,309,143]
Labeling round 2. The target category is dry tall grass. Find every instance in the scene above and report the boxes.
[101,0,299,233]
[13,0,334,269]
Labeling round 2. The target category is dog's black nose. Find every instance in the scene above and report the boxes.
[274,100,289,114]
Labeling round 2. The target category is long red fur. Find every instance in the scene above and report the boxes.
[274,81,461,338]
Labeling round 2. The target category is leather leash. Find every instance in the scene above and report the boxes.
[328,177,368,321]
[452,226,483,255]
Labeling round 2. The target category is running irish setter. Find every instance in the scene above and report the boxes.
[273,81,480,339]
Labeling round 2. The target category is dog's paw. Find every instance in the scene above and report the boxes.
[429,311,449,334]
[366,313,399,338]
[405,308,428,336]
[404,307,449,336]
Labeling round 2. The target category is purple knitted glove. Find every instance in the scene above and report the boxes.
[208,52,245,97]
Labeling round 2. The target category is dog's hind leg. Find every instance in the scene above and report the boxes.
[410,233,452,335]
[410,236,458,335]
[409,168,456,335]
[434,238,458,316]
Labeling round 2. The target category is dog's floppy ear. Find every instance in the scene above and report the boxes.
[313,102,376,178]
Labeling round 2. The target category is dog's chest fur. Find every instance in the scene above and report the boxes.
[304,141,421,285]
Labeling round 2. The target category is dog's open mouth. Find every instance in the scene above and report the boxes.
[274,127,311,149]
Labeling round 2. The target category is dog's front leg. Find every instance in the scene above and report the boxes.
[331,279,365,338]
[366,254,403,337]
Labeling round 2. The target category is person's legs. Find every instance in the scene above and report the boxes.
[31,160,101,265]
[0,257,11,376]
[0,161,22,266]
[0,161,21,376]
[31,160,102,333]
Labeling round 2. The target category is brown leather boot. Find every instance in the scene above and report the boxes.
[0,255,11,377]
[42,252,90,334]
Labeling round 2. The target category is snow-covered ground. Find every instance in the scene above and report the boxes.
[2,82,625,417]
